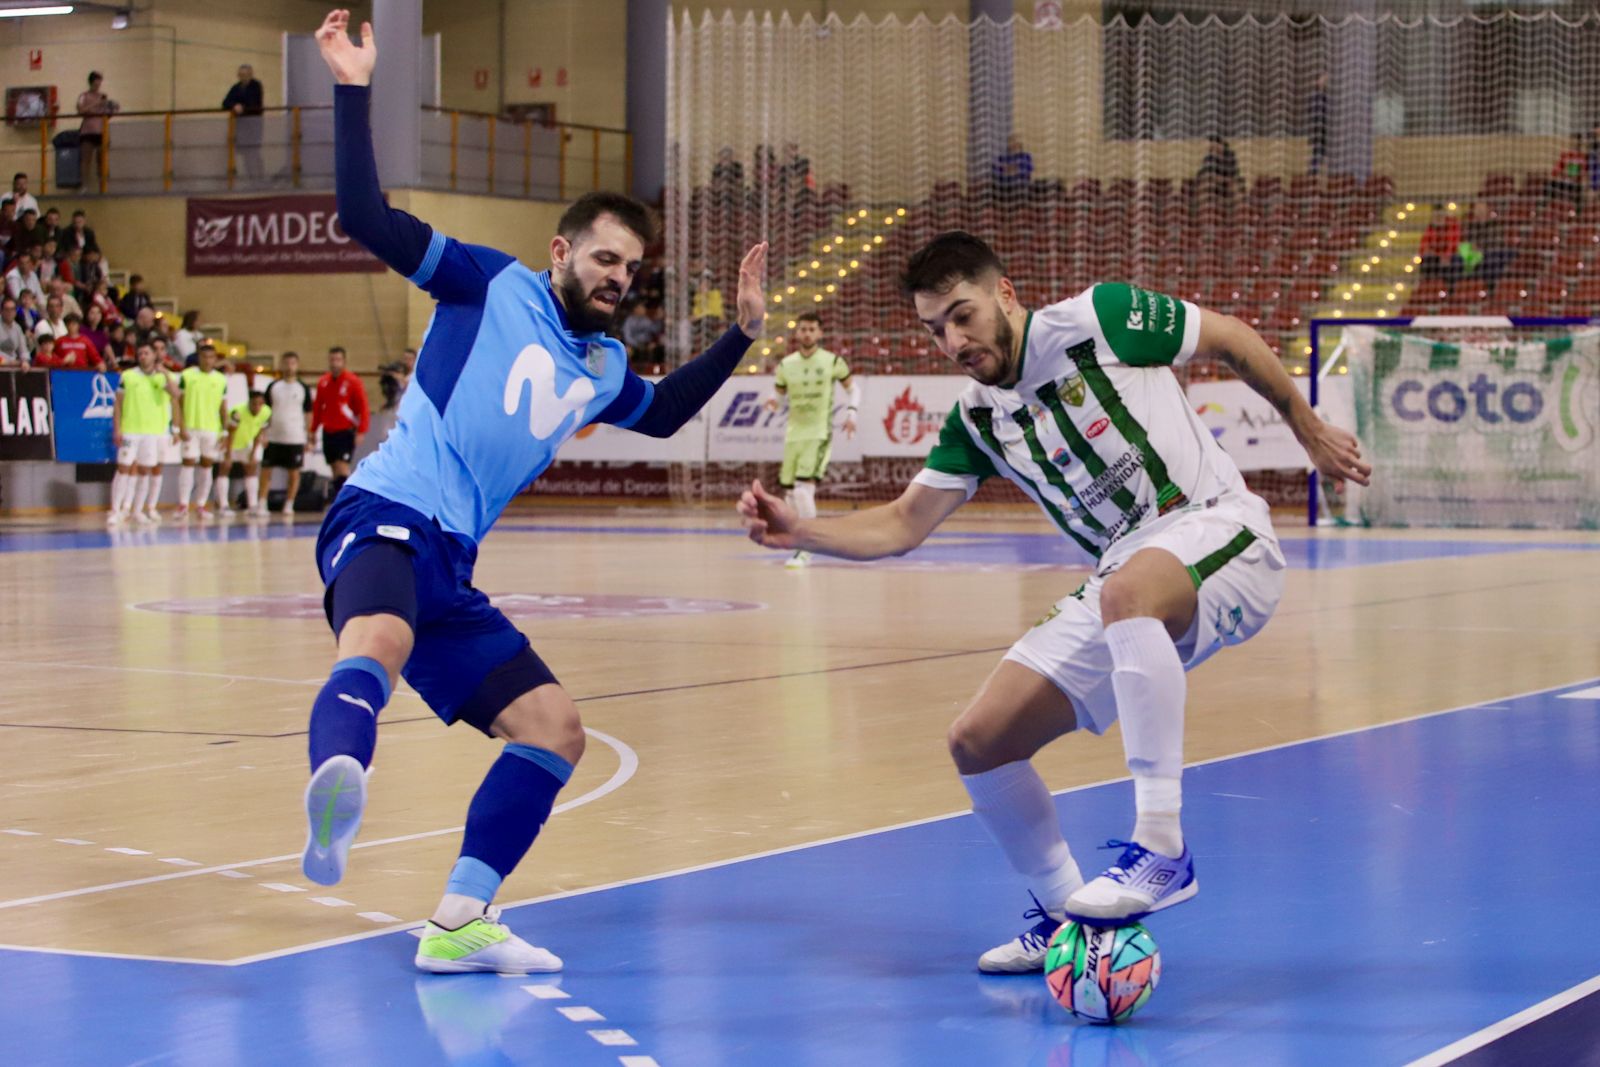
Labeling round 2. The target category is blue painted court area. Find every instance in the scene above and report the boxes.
[4,681,1599,1066]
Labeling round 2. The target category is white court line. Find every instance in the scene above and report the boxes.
[1405,971,1600,1067]
[0,942,225,967]
[0,728,637,916]
[214,673,1600,969]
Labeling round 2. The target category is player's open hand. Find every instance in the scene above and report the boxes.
[736,242,768,340]
[842,415,857,439]
[737,478,800,549]
[1298,417,1371,487]
[316,9,375,87]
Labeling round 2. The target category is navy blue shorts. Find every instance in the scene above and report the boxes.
[315,487,557,733]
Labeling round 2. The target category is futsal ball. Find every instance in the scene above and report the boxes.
[1044,920,1161,1024]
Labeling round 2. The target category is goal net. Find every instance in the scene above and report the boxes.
[1330,318,1600,529]
[535,9,1600,513]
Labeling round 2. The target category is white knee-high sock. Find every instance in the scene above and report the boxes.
[111,471,131,513]
[215,475,231,510]
[793,481,817,519]
[131,474,152,514]
[177,465,196,507]
[962,760,1084,915]
[1106,616,1187,857]
[196,465,214,508]
[244,476,259,509]
[144,469,163,511]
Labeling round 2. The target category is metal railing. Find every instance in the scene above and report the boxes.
[1,106,631,200]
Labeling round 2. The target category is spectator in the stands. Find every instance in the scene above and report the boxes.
[1307,72,1330,176]
[174,310,204,364]
[1419,204,1461,287]
[1,172,39,219]
[34,293,67,342]
[79,250,109,302]
[82,302,109,353]
[48,277,81,320]
[153,335,181,372]
[62,210,96,255]
[1549,133,1588,206]
[622,301,664,368]
[37,238,59,285]
[778,142,814,202]
[33,206,62,247]
[0,297,29,364]
[1459,200,1513,290]
[223,64,266,183]
[0,200,14,249]
[991,136,1034,201]
[88,278,118,324]
[61,245,83,299]
[103,321,130,368]
[8,211,37,259]
[15,288,40,335]
[120,274,154,320]
[1197,135,1241,196]
[77,72,119,185]
[131,305,161,349]
[5,251,43,305]
[711,146,744,212]
[52,313,102,370]
[29,333,54,368]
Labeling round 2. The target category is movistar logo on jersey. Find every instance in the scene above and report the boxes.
[503,344,595,440]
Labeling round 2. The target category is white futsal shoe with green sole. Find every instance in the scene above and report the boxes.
[414,906,563,975]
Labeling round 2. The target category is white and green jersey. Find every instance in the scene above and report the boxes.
[775,348,850,442]
[914,283,1271,561]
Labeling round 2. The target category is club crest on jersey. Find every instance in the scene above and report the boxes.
[585,343,608,376]
[1051,446,1072,467]
[1060,365,1086,406]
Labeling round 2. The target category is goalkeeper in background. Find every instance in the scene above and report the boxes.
[764,311,859,568]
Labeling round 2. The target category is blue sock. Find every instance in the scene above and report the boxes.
[448,744,573,899]
[308,656,391,771]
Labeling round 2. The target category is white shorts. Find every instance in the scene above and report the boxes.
[117,434,164,468]
[1004,500,1286,736]
[227,447,259,467]
[180,430,223,463]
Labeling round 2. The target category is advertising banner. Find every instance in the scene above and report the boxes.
[186,195,384,276]
[0,369,53,460]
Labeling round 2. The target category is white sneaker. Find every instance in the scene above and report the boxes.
[173,504,190,520]
[197,506,216,522]
[144,508,162,525]
[106,510,126,527]
[785,550,812,569]
[978,893,1062,974]
[1062,840,1198,927]
[414,906,563,975]
[302,755,368,886]
[253,503,270,517]
[134,511,157,525]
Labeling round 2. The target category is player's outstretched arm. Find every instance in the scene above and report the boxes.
[613,243,768,438]
[318,9,434,280]
[737,477,965,561]
[1196,308,1372,487]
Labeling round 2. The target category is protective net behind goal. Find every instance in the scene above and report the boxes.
[1333,320,1600,529]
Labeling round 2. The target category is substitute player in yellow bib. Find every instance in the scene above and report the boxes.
[175,344,229,520]
[109,341,181,526]
[740,232,1370,972]
[763,311,859,567]
[218,391,272,516]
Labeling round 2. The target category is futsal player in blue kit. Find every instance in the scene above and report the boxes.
[303,10,768,974]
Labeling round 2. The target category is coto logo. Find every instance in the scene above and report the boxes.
[1389,373,1544,428]
[1086,417,1111,439]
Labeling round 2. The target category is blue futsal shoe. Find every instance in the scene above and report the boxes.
[302,754,368,886]
[1061,839,1197,927]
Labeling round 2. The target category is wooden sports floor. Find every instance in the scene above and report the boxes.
[1,508,1598,1066]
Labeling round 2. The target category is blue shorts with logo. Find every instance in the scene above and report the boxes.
[315,487,556,733]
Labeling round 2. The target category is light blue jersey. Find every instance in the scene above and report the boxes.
[349,232,655,544]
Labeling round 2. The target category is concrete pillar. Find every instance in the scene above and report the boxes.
[371,0,424,188]
[968,0,1014,187]
[628,0,668,203]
